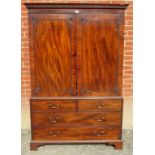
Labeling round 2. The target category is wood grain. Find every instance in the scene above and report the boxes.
[77,14,123,96]
[31,112,122,126]
[32,126,121,141]
[31,99,76,112]
[78,99,122,112]
[30,15,73,96]
[26,3,127,150]
[25,3,128,9]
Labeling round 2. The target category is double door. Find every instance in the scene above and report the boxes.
[29,11,123,97]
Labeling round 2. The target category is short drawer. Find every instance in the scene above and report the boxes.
[31,112,121,126]
[32,126,121,141]
[31,100,76,112]
[78,99,122,111]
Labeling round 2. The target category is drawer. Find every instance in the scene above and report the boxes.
[32,126,121,141]
[31,112,121,126]
[31,100,76,112]
[78,99,122,111]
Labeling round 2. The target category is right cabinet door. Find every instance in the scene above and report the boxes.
[77,13,124,96]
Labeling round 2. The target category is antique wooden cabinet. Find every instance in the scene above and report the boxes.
[25,3,128,151]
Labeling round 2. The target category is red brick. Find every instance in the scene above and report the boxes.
[123,66,132,69]
[124,70,133,74]
[123,88,133,92]
[123,92,132,96]
[124,56,132,60]
[124,79,133,83]
[22,38,29,42]
[22,42,29,47]
[124,60,133,65]
[124,25,132,31]
[123,75,132,79]
[124,51,132,55]
[24,32,29,37]
[21,6,27,11]
[22,12,28,16]
[124,46,132,50]
[124,36,132,40]
[21,48,29,53]
[125,41,133,46]
[22,21,29,27]
[22,27,29,31]
[26,89,31,93]
[23,62,30,67]
[127,30,133,35]
[126,11,133,16]
[125,20,133,25]
[128,5,133,9]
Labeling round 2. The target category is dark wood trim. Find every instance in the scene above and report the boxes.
[31,139,122,143]
[30,96,123,100]
[25,3,129,10]
[30,140,123,150]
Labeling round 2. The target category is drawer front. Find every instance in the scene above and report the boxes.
[31,112,121,126]
[31,100,76,112]
[78,99,122,111]
[32,126,121,141]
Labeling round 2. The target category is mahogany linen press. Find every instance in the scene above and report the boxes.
[25,3,128,150]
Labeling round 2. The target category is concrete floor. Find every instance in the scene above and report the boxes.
[21,130,132,155]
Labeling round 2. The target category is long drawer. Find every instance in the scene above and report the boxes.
[31,100,76,112]
[78,99,122,111]
[31,112,121,126]
[32,126,121,141]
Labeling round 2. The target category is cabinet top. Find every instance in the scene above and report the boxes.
[25,3,129,10]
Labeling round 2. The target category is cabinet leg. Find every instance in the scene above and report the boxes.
[108,141,123,150]
[114,142,123,150]
[30,143,39,151]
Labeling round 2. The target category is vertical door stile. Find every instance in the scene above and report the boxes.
[71,15,77,96]
[76,14,83,96]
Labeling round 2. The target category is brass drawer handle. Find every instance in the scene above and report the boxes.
[94,130,105,136]
[49,131,60,136]
[48,103,59,109]
[49,116,60,123]
[95,117,106,122]
[96,103,105,109]
[51,120,57,123]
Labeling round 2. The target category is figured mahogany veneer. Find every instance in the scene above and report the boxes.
[78,99,122,111]
[26,3,128,151]
[31,111,122,126]
[31,100,76,112]
[32,127,121,141]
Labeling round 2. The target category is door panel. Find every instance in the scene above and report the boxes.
[29,13,123,97]
[77,14,121,96]
[30,15,75,96]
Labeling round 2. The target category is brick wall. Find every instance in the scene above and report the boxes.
[21,0,133,129]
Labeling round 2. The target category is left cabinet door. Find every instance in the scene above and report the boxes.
[29,14,75,97]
